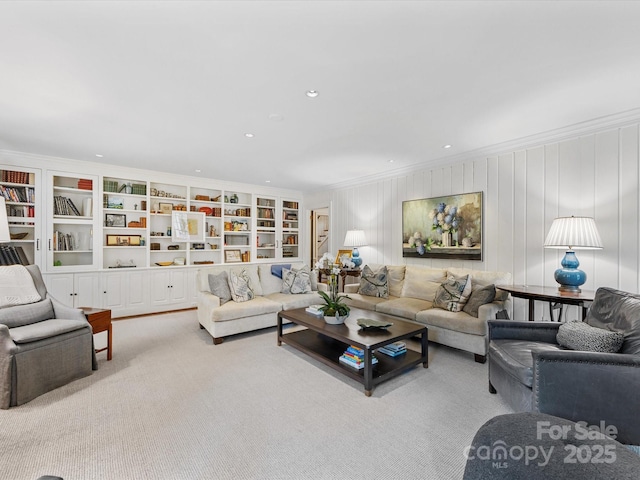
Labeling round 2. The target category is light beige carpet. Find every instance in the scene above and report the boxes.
[0,310,512,480]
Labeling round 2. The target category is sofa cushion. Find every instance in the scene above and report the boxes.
[401,266,446,302]
[266,292,321,311]
[488,339,566,388]
[376,297,434,320]
[585,287,640,355]
[557,321,624,353]
[345,293,394,312]
[228,269,255,303]
[447,267,512,300]
[281,265,312,294]
[463,284,496,318]
[433,274,472,312]
[0,265,42,307]
[0,298,55,328]
[10,318,88,344]
[210,297,281,322]
[358,265,389,298]
[416,308,487,336]
[208,272,232,305]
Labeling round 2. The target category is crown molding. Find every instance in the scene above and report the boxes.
[324,107,640,192]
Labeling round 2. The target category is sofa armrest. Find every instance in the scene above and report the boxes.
[478,300,509,322]
[196,291,221,326]
[533,350,640,444]
[317,283,329,293]
[49,295,87,321]
[488,320,561,343]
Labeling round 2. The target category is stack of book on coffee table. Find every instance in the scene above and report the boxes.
[339,345,378,370]
[377,341,407,357]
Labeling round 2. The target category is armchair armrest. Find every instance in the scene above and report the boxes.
[49,295,86,321]
[0,324,17,355]
[533,350,640,444]
[489,320,560,343]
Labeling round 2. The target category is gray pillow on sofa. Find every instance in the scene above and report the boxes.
[462,284,496,318]
[208,272,232,305]
[557,321,624,353]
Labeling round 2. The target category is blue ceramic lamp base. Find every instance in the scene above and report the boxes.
[554,251,586,293]
[351,247,362,267]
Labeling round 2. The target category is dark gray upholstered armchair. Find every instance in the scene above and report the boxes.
[0,265,97,408]
[488,287,640,445]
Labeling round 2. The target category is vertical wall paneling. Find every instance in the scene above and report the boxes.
[513,150,527,320]
[594,129,620,289]
[315,120,640,315]
[619,125,639,292]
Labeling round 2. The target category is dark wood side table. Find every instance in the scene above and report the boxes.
[318,268,362,292]
[496,285,595,322]
[80,307,112,360]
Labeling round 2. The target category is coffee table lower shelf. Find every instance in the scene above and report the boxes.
[278,311,428,396]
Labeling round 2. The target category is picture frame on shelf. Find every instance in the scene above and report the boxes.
[171,211,205,242]
[106,234,142,246]
[224,249,242,263]
[159,203,173,215]
[335,249,352,265]
[106,197,124,209]
[105,213,126,227]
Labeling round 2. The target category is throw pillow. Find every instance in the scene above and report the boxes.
[281,265,312,294]
[228,269,255,303]
[557,322,624,353]
[433,274,472,312]
[270,264,291,279]
[208,272,232,305]
[0,265,41,307]
[462,284,496,317]
[357,265,389,298]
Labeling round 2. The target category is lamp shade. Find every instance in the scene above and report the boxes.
[343,230,367,247]
[0,197,10,243]
[543,216,603,250]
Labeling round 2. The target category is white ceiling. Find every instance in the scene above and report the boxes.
[1,1,639,192]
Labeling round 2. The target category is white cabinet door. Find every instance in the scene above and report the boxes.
[74,272,101,308]
[43,272,101,308]
[150,269,172,306]
[126,269,148,312]
[102,272,127,311]
[45,274,75,307]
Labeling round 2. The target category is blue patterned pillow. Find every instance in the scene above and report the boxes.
[434,274,472,312]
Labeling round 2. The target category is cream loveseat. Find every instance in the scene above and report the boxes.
[196,263,323,345]
[344,265,512,362]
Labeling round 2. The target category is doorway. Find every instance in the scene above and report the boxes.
[310,207,329,267]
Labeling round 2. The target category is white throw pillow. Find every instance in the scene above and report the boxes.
[228,269,255,302]
[281,265,312,294]
[0,265,41,307]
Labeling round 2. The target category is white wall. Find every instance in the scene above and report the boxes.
[305,122,640,321]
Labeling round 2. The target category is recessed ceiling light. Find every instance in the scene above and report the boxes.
[305,90,319,98]
[443,144,452,149]
[245,133,254,138]
[388,159,395,163]
[265,180,271,183]
[195,169,201,173]
[95,154,103,158]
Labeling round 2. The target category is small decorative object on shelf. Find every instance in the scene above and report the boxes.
[377,341,407,357]
[339,345,378,370]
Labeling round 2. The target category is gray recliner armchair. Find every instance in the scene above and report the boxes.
[0,264,97,408]
[488,287,640,445]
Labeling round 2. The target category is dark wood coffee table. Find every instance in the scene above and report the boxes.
[277,307,428,396]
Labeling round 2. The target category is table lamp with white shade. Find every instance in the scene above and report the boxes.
[343,229,367,268]
[543,216,603,292]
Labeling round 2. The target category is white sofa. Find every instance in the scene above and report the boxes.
[196,263,323,344]
[344,265,512,362]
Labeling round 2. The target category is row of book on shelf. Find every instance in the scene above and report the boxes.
[1,170,34,184]
[0,185,35,203]
[53,196,82,216]
[339,341,407,370]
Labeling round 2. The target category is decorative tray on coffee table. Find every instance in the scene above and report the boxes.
[357,318,393,330]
